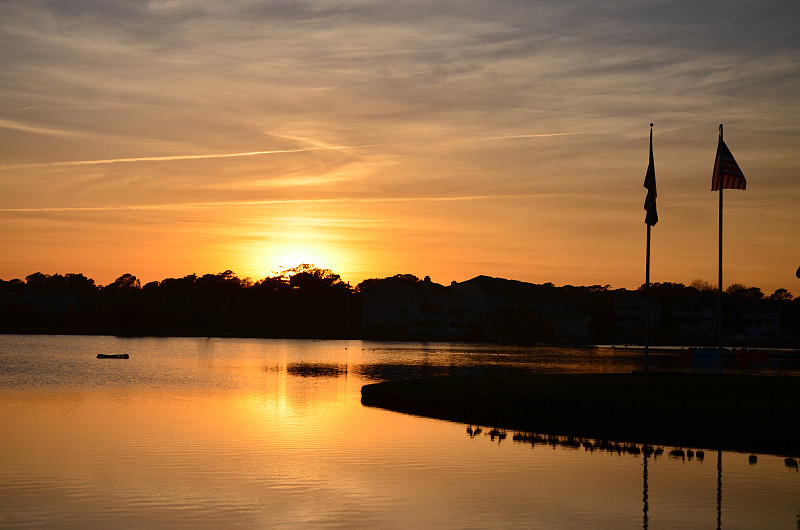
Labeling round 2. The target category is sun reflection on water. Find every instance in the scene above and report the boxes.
[1,335,798,528]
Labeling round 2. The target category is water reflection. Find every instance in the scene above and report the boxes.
[284,362,349,378]
[717,450,723,530]
[1,335,799,528]
[643,451,649,529]
[464,424,800,530]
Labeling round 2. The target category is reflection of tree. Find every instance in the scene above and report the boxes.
[286,362,347,378]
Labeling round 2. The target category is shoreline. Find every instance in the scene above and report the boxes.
[361,373,800,457]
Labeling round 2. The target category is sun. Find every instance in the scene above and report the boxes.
[242,240,347,280]
[271,245,328,271]
[233,216,369,283]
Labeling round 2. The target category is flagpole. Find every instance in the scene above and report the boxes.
[713,123,746,374]
[717,124,724,374]
[645,222,650,372]
[644,123,654,373]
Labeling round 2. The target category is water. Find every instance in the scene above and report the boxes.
[1,335,798,528]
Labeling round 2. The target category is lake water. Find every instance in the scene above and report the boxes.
[1,335,798,528]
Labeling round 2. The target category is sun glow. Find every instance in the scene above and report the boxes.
[271,246,331,271]
[244,238,348,281]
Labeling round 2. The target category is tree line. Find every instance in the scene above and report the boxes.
[0,267,797,344]
[0,266,359,338]
[566,279,797,346]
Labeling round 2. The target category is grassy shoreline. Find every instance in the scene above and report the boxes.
[361,373,800,457]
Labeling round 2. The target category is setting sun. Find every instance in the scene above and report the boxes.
[243,225,349,281]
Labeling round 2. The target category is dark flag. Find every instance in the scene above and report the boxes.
[643,125,658,226]
[712,137,746,190]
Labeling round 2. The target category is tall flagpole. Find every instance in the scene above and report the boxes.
[645,221,651,372]
[717,124,724,374]
[713,124,746,374]
[643,123,656,373]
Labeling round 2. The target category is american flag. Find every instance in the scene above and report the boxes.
[712,137,746,190]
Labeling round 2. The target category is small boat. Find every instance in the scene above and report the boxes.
[96,353,129,359]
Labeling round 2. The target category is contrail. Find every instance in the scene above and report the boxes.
[0,144,379,171]
[479,132,584,141]
[0,194,550,213]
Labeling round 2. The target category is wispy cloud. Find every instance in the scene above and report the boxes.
[0,106,35,113]
[0,193,552,213]
[0,118,96,139]
[0,144,379,171]
[479,132,585,141]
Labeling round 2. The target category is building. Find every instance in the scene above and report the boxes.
[613,296,660,343]
[672,300,716,338]
[361,276,453,336]
[362,274,589,340]
[733,299,781,341]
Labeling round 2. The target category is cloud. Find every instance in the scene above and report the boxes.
[3,0,797,150]
[479,132,585,141]
[0,118,96,139]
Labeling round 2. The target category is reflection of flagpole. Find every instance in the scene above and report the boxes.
[717,450,723,530]
[642,453,649,529]
[717,124,724,374]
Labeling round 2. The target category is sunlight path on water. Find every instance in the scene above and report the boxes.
[0,335,798,528]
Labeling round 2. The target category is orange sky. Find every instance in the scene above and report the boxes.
[1,1,799,294]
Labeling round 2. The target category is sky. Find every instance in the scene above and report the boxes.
[1,0,799,294]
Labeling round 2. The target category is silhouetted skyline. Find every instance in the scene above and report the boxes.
[2,267,797,346]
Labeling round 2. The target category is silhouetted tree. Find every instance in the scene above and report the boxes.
[106,273,141,291]
[725,283,764,300]
[1,268,795,345]
[357,274,421,293]
[288,265,346,292]
[690,279,716,294]
[769,288,793,301]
